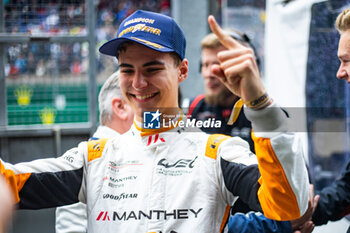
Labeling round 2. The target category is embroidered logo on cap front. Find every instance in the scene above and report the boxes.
[124,17,155,26]
[118,24,161,38]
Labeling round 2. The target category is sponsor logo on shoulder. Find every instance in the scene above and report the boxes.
[63,155,75,163]
[61,148,79,163]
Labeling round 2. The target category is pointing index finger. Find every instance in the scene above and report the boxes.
[208,15,241,50]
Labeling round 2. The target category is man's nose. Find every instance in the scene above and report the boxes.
[132,72,148,89]
[203,65,215,78]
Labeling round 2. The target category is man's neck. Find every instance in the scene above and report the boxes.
[105,121,127,134]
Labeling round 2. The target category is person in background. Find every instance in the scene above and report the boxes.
[272,7,350,233]
[310,8,350,232]
[184,29,256,152]
[55,71,134,233]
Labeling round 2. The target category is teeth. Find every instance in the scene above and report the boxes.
[135,94,155,100]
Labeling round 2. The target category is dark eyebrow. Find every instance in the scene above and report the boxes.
[143,61,165,67]
[119,61,165,68]
[119,63,133,68]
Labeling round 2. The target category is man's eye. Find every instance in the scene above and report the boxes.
[147,68,162,72]
[121,69,134,74]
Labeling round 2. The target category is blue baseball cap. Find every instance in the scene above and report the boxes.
[99,10,186,60]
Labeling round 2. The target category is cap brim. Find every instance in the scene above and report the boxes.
[99,37,174,57]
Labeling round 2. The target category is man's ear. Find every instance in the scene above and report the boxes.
[178,59,189,83]
[111,98,128,120]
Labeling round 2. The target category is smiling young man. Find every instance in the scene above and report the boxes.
[116,42,187,120]
[0,10,309,233]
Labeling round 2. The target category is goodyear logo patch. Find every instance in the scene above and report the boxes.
[118,24,161,38]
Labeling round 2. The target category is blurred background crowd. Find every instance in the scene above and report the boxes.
[4,0,170,78]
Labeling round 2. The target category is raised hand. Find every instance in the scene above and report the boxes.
[207,15,266,104]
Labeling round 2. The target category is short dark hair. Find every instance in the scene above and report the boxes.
[169,52,182,67]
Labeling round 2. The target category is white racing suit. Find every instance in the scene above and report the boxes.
[1,103,309,233]
[55,125,120,233]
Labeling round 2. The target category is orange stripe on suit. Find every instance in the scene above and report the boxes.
[253,133,300,220]
[0,162,31,203]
